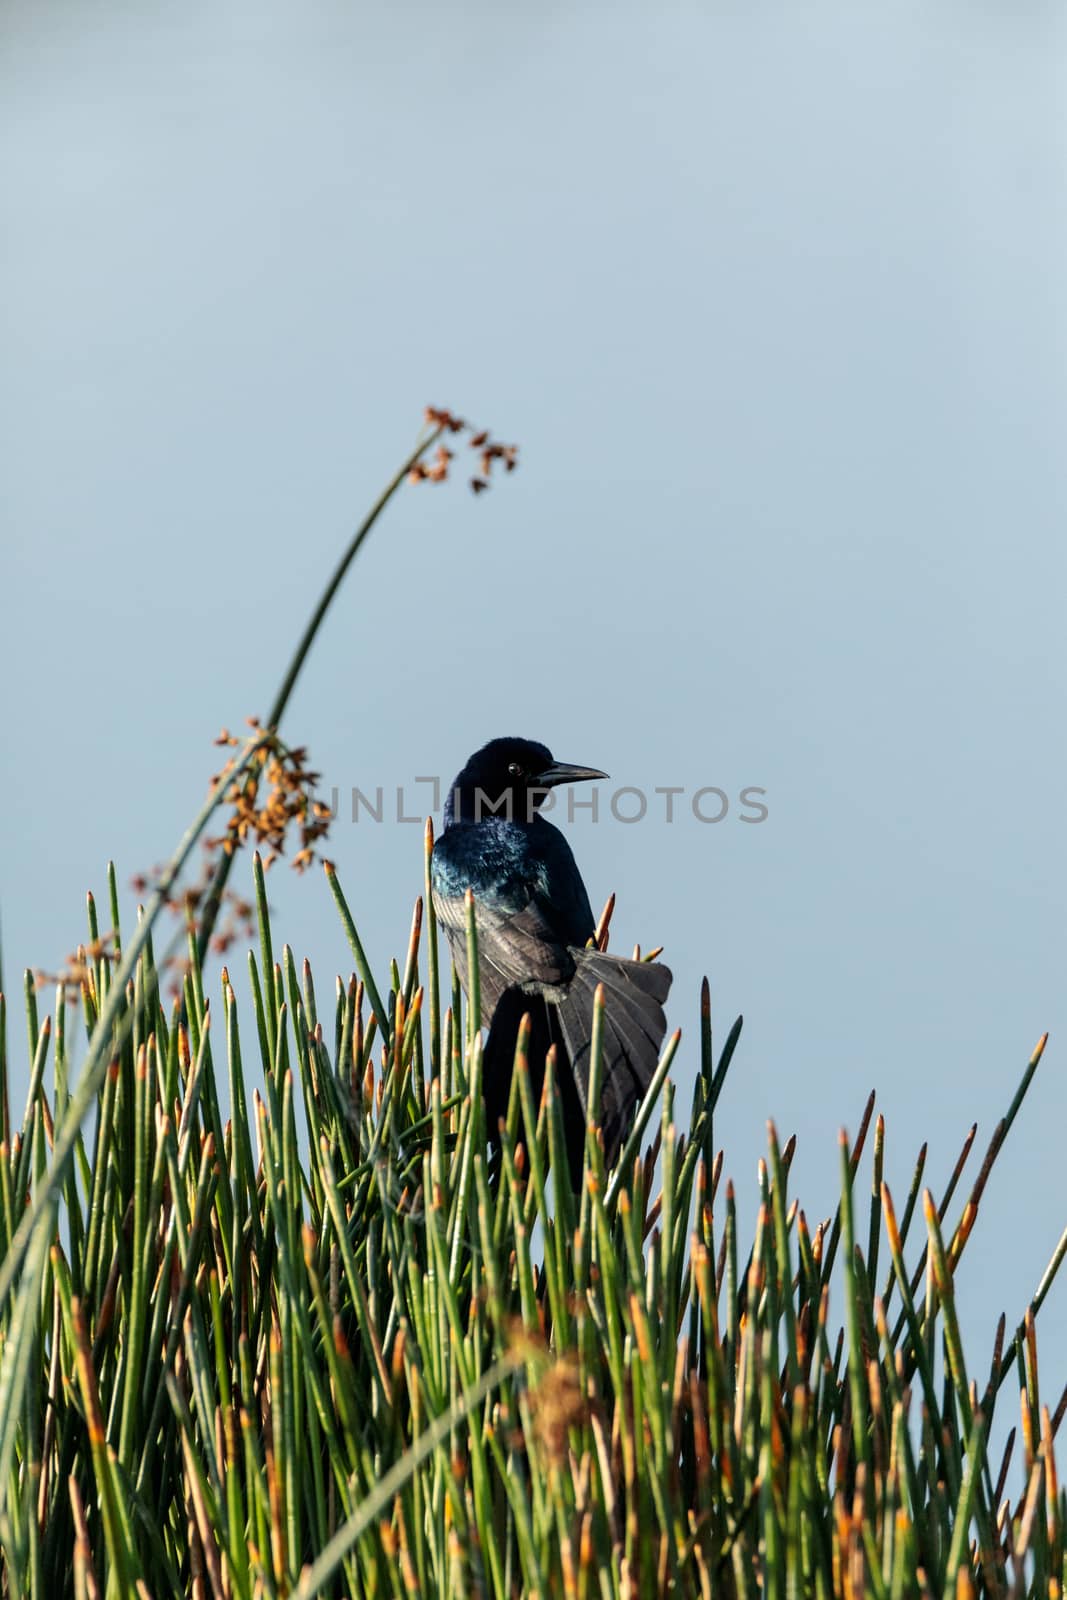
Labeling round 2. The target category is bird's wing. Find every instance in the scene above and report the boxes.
[432,888,576,1019]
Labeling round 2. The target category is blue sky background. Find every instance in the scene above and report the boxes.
[3,1,1065,1426]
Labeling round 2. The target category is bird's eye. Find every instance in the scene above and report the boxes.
[507,762,523,779]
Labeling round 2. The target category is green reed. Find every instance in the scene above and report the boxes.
[0,413,1062,1598]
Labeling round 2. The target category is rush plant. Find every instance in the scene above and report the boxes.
[0,417,1061,1598]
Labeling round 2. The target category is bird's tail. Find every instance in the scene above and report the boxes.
[484,950,672,1185]
[554,950,672,1166]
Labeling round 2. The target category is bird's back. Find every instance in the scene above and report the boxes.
[431,815,595,1018]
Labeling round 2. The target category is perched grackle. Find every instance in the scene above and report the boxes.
[430,737,672,1186]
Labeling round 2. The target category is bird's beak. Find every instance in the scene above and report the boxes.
[535,761,609,788]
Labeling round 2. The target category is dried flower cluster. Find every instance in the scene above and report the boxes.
[34,931,121,994]
[118,721,334,992]
[409,407,519,494]
[204,720,332,874]
[137,870,257,955]
[36,722,333,998]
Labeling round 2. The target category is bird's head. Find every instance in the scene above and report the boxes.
[444,737,607,826]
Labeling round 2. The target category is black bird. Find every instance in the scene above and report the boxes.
[430,736,672,1184]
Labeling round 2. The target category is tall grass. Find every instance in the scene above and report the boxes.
[0,415,1062,1597]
